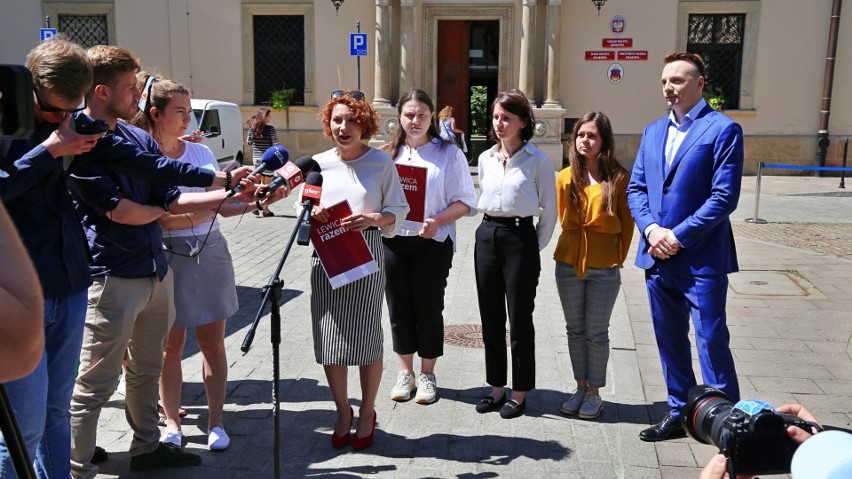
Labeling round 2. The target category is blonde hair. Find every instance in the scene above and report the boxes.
[25,37,92,103]
[438,105,454,122]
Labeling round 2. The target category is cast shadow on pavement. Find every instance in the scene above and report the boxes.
[437,386,659,426]
[180,286,304,360]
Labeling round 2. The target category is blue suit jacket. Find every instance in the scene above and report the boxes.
[627,104,744,276]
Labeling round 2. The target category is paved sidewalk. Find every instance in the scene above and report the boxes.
[87,176,852,479]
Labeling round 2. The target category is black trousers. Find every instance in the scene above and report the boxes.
[474,217,540,392]
[383,235,454,358]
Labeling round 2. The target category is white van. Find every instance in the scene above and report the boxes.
[184,99,245,167]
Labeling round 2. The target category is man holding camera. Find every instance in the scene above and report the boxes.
[627,52,743,442]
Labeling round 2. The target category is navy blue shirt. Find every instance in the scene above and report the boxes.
[0,123,92,299]
[0,114,218,298]
[67,121,186,280]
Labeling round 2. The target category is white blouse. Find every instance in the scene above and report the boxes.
[477,141,557,249]
[393,139,478,249]
[310,147,410,237]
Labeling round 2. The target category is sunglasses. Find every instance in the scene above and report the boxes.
[34,89,86,113]
[138,75,158,113]
[330,90,365,101]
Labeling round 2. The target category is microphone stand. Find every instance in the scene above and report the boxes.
[0,384,36,479]
[240,205,310,479]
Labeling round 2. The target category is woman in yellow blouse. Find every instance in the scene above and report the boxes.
[554,111,634,419]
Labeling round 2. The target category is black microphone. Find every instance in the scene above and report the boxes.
[259,156,320,198]
[296,172,323,246]
[227,145,288,198]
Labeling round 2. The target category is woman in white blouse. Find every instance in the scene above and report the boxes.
[473,89,557,419]
[310,90,409,451]
[380,89,477,405]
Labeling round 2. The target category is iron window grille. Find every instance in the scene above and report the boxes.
[687,13,745,110]
[58,14,109,49]
[253,15,305,107]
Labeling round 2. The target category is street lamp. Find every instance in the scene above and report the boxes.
[331,0,344,14]
[591,0,607,15]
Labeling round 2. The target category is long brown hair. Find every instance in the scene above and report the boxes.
[250,108,271,139]
[382,89,448,159]
[567,111,627,216]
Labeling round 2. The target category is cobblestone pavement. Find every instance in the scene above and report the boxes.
[84,175,852,479]
[733,222,852,260]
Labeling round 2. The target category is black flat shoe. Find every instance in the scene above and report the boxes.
[500,399,526,419]
[639,413,686,442]
[475,394,507,413]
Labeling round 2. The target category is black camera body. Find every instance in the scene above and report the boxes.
[681,385,813,478]
[75,117,109,135]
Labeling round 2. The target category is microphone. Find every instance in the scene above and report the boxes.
[296,172,323,246]
[259,156,319,198]
[227,145,288,198]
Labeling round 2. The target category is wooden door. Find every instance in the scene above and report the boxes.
[436,21,470,138]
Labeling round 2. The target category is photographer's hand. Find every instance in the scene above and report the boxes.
[699,454,729,479]
[777,404,821,443]
[42,115,105,158]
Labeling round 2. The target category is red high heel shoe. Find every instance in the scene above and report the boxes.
[352,411,376,451]
[331,406,353,449]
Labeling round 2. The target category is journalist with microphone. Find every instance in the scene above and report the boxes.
[130,76,289,453]
[307,90,408,451]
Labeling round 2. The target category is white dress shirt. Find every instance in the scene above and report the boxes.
[394,139,478,249]
[477,142,557,249]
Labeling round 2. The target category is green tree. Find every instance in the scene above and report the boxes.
[470,86,488,136]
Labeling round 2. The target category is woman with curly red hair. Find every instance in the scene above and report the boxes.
[309,90,409,450]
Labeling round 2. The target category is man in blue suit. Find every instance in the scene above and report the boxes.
[627,52,743,442]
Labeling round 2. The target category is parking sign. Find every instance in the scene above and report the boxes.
[40,28,58,42]
[350,33,367,56]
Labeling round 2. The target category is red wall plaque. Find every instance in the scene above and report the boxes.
[617,50,648,61]
[603,38,633,48]
[585,51,615,61]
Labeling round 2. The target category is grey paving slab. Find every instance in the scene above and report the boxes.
[81,176,852,478]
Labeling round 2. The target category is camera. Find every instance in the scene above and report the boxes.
[0,64,36,140]
[681,384,817,478]
[75,117,109,135]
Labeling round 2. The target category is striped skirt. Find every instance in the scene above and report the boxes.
[311,229,385,365]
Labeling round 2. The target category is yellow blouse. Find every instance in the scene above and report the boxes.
[553,167,635,279]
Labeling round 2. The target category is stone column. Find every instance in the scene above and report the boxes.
[543,0,562,108]
[373,0,391,107]
[399,0,415,93]
[517,0,537,99]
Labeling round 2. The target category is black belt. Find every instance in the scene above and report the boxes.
[483,214,533,227]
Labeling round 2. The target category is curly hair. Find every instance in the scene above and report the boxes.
[320,92,380,141]
[489,89,536,143]
[438,105,454,122]
[566,111,628,216]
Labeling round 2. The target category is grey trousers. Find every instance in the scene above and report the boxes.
[554,262,621,388]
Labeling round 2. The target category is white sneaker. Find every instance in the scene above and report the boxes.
[414,373,437,404]
[578,392,604,419]
[208,427,230,450]
[160,429,183,448]
[390,371,416,401]
[560,388,586,415]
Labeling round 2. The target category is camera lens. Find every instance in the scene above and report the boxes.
[681,385,735,446]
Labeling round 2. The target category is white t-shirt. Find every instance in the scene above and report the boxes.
[300,147,410,237]
[164,141,220,237]
[392,138,477,249]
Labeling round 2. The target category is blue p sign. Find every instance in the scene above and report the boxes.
[40,28,58,42]
[350,33,367,56]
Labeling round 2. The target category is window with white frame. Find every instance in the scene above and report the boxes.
[677,1,759,110]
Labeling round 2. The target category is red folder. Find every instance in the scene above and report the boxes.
[310,200,379,289]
